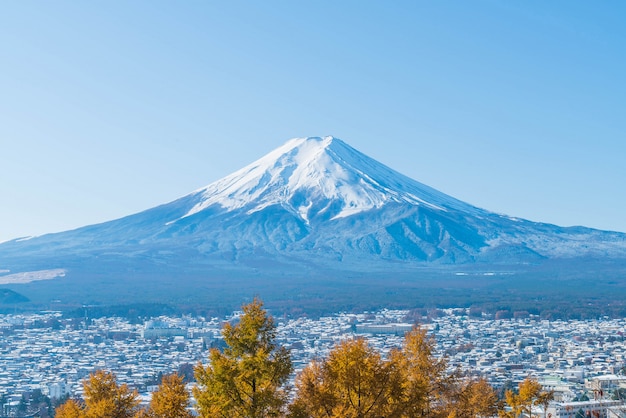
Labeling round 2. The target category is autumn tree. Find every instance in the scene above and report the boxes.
[502,377,553,418]
[393,326,451,417]
[448,378,500,418]
[144,373,192,418]
[54,398,84,418]
[396,326,500,418]
[194,298,292,418]
[55,370,140,418]
[289,337,405,418]
[536,388,555,418]
[82,370,140,418]
[290,325,501,418]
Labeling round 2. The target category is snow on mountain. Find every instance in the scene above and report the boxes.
[1,136,626,271]
[2,135,626,310]
[176,136,484,225]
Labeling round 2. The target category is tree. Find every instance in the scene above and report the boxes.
[612,388,626,401]
[18,394,28,414]
[393,326,450,417]
[55,399,84,418]
[28,388,53,417]
[289,337,405,418]
[502,377,553,418]
[194,298,292,418]
[536,388,555,418]
[177,363,196,383]
[290,326,500,418]
[450,378,500,418]
[145,374,192,418]
[82,370,140,418]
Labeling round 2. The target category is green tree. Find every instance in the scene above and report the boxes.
[194,298,292,418]
[612,388,626,401]
[289,338,405,418]
[18,394,28,414]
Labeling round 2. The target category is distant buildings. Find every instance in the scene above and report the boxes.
[141,320,186,339]
[2,308,626,415]
[354,323,413,335]
[548,400,622,418]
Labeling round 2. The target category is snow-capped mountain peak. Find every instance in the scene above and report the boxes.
[180,136,477,223]
[3,134,626,312]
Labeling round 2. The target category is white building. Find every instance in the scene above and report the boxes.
[548,400,623,418]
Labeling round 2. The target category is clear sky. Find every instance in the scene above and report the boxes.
[1,1,625,242]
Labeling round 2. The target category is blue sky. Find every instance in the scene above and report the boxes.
[1,1,625,242]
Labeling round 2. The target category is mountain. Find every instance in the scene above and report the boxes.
[1,136,626,313]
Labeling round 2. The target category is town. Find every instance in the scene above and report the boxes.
[2,308,626,417]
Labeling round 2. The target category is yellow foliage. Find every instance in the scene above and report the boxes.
[290,338,405,418]
[147,374,192,418]
[55,399,84,418]
[82,370,140,418]
[53,300,506,418]
[194,298,292,418]
[291,325,503,418]
[501,377,554,418]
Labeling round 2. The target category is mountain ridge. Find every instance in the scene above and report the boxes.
[1,136,625,311]
[2,136,626,261]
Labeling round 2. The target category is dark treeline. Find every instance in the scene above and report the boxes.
[61,296,626,322]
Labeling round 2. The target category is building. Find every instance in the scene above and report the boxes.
[548,400,623,418]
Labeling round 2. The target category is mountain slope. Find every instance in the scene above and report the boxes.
[180,136,484,221]
[2,136,626,262]
[1,136,625,309]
